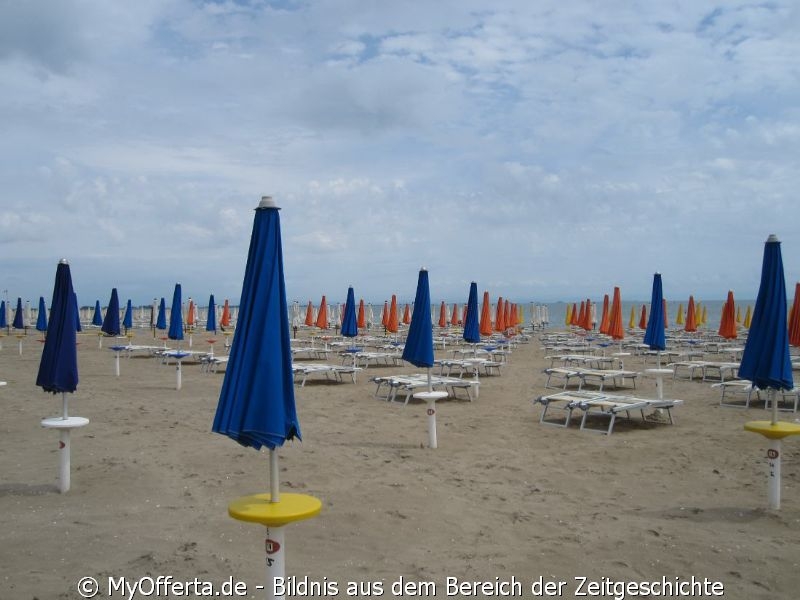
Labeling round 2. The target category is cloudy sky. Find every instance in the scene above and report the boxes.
[2,0,799,307]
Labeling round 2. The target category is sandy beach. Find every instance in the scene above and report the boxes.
[1,326,799,600]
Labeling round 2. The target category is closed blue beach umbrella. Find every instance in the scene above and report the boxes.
[739,234,796,510]
[36,260,79,394]
[168,284,184,341]
[341,286,358,339]
[36,296,48,333]
[206,294,217,334]
[402,269,434,368]
[213,197,300,450]
[101,288,121,336]
[122,299,133,331]
[643,273,666,351]
[0,300,6,329]
[156,297,167,330]
[13,297,24,329]
[92,300,103,326]
[463,281,480,344]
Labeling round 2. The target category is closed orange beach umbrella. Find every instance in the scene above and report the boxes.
[608,286,624,340]
[494,296,504,332]
[480,292,493,336]
[357,299,366,329]
[402,303,411,325]
[599,294,610,334]
[387,294,399,333]
[451,303,460,326]
[316,295,329,329]
[718,290,737,339]
[305,301,314,326]
[576,301,586,329]
[685,296,697,332]
[569,302,579,326]
[662,298,669,329]
[583,299,592,331]
[510,303,518,331]
[504,299,511,331]
[220,299,231,327]
[381,301,389,328]
[788,283,800,347]
[186,298,196,327]
[437,302,447,328]
[639,304,647,329]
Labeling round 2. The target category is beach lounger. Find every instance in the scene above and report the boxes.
[533,390,604,427]
[577,394,683,435]
[201,355,229,373]
[543,367,582,389]
[292,363,362,386]
[370,373,479,404]
[711,380,760,409]
[574,368,639,391]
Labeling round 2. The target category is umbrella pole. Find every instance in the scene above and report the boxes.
[768,437,781,511]
[115,352,121,377]
[60,392,70,493]
[770,388,778,425]
[176,359,182,390]
[269,448,279,503]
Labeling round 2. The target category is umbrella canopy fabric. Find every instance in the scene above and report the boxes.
[187,299,196,328]
[743,305,752,329]
[387,295,399,333]
[788,283,800,347]
[685,296,697,332]
[212,198,300,450]
[156,298,167,330]
[123,299,133,330]
[168,284,184,341]
[91,300,103,326]
[341,287,358,338]
[13,297,25,329]
[220,299,231,328]
[438,302,447,328]
[643,274,666,350]
[718,290,738,339]
[206,294,217,333]
[357,299,366,329]
[36,260,79,394]
[638,305,647,329]
[598,294,610,334]
[662,299,669,329]
[74,293,82,332]
[304,301,314,326]
[315,295,328,329]
[738,235,793,391]
[607,287,625,341]
[463,282,480,344]
[36,296,48,332]
[676,303,685,325]
[402,270,434,368]
[101,288,121,336]
[628,306,636,330]
[0,300,6,329]
[479,292,493,336]
[495,296,505,332]
[451,303,460,327]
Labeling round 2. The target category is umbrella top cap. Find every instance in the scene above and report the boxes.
[258,196,280,210]
[767,233,779,243]
[59,258,68,265]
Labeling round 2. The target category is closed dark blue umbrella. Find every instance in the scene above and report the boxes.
[73,293,82,332]
[156,298,167,330]
[643,273,666,351]
[213,197,300,451]
[0,300,6,329]
[463,281,480,344]
[92,300,103,326]
[101,288,121,336]
[341,286,358,338]
[739,235,793,393]
[36,260,79,394]
[402,269,434,368]
[13,297,24,329]
[122,299,133,331]
[36,296,48,333]
[206,294,217,334]
[168,284,184,341]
